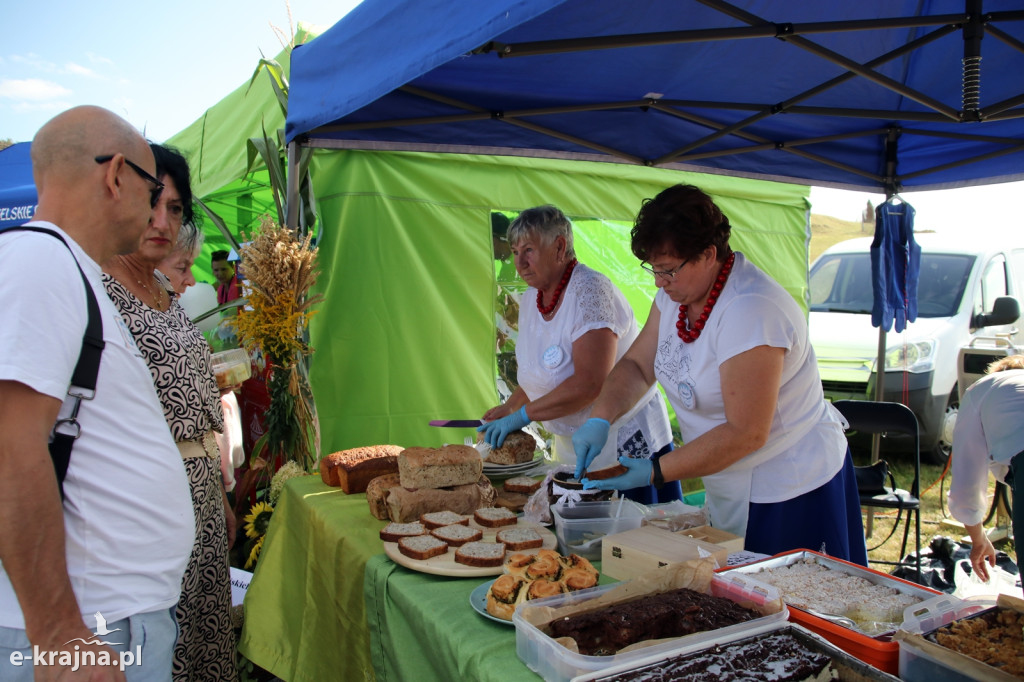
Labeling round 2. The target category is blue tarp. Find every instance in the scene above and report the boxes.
[0,143,37,230]
[286,0,1024,193]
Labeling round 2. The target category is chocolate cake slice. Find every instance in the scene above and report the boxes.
[547,587,759,656]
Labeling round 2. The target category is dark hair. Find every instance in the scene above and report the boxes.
[491,212,510,238]
[211,249,230,263]
[631,185,732,265]
[150,143,195,226]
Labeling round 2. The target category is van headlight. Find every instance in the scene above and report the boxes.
[880,340,936,373]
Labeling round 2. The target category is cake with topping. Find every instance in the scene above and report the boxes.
[547,587,758,656]
[593,631,837,682]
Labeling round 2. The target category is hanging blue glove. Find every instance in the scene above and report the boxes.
[572,418,610,479]
[582,457,652,491]
[477,405,530,448]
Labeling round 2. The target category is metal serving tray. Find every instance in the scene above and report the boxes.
[723,549,939,639]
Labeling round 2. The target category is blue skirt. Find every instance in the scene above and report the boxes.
[746,448,868,566]
[621,443,683,505]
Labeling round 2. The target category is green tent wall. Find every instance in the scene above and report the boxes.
[309,149,809,452]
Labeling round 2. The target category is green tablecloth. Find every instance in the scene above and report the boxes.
[364,553,542,682]
[237,476,545,682]
[238,476,388,682]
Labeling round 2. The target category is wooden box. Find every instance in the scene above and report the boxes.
[600,525,731,580]
[675,525,745,553]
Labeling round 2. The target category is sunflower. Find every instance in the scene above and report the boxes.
[243,501,275,540]
[245,536,265,570]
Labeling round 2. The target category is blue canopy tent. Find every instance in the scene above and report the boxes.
[285,0,1024,200]
[0,143,37,230]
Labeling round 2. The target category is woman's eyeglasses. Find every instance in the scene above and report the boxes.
[640,261,687,280]
[94,155,164,207]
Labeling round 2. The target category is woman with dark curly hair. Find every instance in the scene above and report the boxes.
[573,185,867,562]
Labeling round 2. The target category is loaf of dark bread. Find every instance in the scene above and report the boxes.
[320,445,402,493]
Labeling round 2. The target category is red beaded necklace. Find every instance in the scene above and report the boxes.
[537,258,578,316]
[676,252,736,343]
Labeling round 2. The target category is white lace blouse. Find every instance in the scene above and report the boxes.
[516,263,671,458]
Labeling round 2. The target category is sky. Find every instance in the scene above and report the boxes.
[1,0,362,144]
[1,0,1022,237]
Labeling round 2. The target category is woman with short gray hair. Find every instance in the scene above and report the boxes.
[479,205,680,504]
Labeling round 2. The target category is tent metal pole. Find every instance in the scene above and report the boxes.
[285,141,300,233]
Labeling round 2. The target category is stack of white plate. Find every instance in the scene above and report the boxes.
[482,455,546,479]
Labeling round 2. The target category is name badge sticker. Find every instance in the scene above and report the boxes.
[543,344,564,369]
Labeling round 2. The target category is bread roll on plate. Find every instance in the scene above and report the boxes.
[485,574,528,621]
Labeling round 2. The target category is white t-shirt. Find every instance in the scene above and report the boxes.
[0,223,194,628]
[517,263,672,462]
[653,253,847,504]
[949,368,1024,526]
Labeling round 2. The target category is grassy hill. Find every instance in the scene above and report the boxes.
[809,213,872,263]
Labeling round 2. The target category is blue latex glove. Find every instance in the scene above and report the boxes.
[477,405,530,448]
[572,418,610,479]
[582,457,653,491]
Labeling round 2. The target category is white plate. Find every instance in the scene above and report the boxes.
[382,519,557,577]
[483,458,545,474]
[469,578,513,625]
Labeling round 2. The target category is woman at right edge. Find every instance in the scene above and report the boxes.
[573,184,868,563]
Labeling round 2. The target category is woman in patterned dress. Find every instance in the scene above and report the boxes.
[478,205,680,504]
[103,143,239,681]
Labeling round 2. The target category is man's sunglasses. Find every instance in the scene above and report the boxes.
[94,155,164,207]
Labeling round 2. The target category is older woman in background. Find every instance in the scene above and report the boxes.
[479,205,680,504]
[103,143,238,681]
[949,354,1024,586]
[573,185,866,563]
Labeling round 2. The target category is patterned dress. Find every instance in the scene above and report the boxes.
[104,273,238,682]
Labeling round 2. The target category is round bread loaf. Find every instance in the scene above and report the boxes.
[482,430,537,465]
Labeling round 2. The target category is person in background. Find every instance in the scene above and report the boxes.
[949,354,1024,586]
[159,219,201,293]
[160,222,244,500]
[212,249,239,305]
[0,105,194,680]
[573,185,867,563]
[103,144,238,682]
[479,205,680,504]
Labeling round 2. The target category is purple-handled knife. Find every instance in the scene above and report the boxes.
[429,419,483,428]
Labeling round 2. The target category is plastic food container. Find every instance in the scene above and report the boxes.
[513,571,788,682]
[719,548,940,675]
[551,499,645,560]
[210,348,251,389]
[895,593,1011,682]
[571,623,902,681]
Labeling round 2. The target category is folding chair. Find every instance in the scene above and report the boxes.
[832,400,922,579]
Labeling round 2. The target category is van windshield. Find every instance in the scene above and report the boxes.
[809,252,974,317]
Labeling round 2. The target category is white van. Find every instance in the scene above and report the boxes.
[808,233,1024,463]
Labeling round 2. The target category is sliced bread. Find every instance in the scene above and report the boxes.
[496,527,544,551]
[503,476,542,495]
[379,521,426,542]
[454,541,506,567]
[397,534,449,560]
[430,523,483,547]
[473,506,518,528]
[420,510,471,529]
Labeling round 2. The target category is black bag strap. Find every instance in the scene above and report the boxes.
[6,226,104,498]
